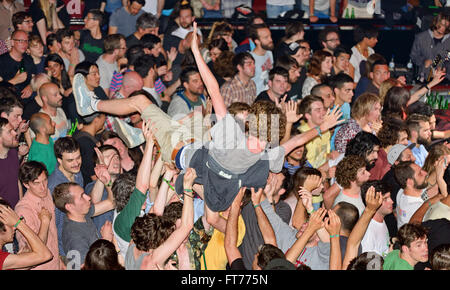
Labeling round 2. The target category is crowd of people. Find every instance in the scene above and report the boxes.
[0,0,449,271]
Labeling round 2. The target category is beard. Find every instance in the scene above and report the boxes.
[261,42,274,51]
[365,160,376,171]
[414,179,428,190]
[417,136,431,147]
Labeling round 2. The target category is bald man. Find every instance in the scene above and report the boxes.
[38,82,70,141]
[23,73,52,120]
[28,112,57,175]
[105,70,144,132]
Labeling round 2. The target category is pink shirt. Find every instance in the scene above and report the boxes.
[14,189,60,270]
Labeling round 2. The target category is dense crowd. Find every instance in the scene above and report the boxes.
[0,0,449,271]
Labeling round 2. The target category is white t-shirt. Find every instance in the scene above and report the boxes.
[361,219,390,257]
[396,189,424,229]
[250,50,273,95]
[423,201,450,222]
[35,108,70,142]
[350,46,375,83]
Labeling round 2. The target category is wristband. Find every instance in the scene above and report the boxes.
[105,180,112,187]
[307,208,314,214]
[253,203,261,209]
[14,216,24,228]
[183,188,193,192]
[163,178,175,191]
[330,234,340,238]
[183,191,194,198]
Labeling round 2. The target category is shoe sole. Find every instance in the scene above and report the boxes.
[114,118,145,148]
[73,73,95,116]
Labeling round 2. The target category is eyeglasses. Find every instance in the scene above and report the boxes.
[13,39,28,43]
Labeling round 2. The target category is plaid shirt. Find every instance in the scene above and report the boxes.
[220,74,256,107]
[104,90,131,132]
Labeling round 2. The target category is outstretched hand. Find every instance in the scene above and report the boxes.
[365,186,383,213]
[321,105,344,132]
[284,100,302,124]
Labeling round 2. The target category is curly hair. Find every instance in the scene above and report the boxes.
[112,172,137,212]
[164,201,183,224]
[376,120,407,148]
[246,101,286,145]
[130,213,176,252]
[335,155,366,189]
[213,50,235,79]
[345,131,381,159]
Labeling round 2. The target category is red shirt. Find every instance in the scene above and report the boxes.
[0,250,10,270]
[369,148,391,181]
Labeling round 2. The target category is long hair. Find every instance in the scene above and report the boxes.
[82,239,125,270]
[38,0,53,30]
[45,53,71,90]
[307,50,332,78]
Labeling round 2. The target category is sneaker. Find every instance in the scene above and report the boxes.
[72,73,96,116]
[114,117,145,148]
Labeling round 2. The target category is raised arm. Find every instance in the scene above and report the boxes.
[148,168,196,267]
[251,187,277,247]
[225,187,246,266]
[407,67,446,106]
[0,205,52,270]
[282,106,344,155]
[191,22,227,120]
[285,208,326,264]
[324,209,342,270]
[135,121,156,194]
[341,187,382,269]
[150,163,177,216]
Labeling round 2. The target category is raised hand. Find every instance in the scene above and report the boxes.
[183,168,197,188]
[0,204,20,228]
[251,187,263,206]
[365,186,383,213]
[142,120,157,145]
[307,207,326,232]
[320,105,344,132]
[429,67,446,88]
[167,47,178,63]
[303,174,322,192]
[298,187,313,213]
[324,209,341,236]
[284,100,302,124]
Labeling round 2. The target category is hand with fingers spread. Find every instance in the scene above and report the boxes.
[142,120,157,145]
[429,67,446,88]
[264,173,277,204]
[275,94,288,113]
[285,100,303,124]
[320,105,344,132]
[183,168,197,188]
[167,47,178,63]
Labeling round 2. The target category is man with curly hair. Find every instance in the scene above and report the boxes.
[332,155,371,216]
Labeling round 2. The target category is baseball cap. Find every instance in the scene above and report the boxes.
[387,143,416,165]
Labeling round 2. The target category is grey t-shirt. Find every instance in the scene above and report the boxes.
[96,55,118,91]
[62,204,100,265]
[208,114,285,174]
[109,7,144,37]
[333,190,366,217]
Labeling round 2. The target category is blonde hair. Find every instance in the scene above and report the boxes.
[351,92,380,120]
[423,144,450,175]
[38,0,54,30]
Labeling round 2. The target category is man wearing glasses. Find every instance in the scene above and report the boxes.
[318,27,341,55]
[0,30,36,100]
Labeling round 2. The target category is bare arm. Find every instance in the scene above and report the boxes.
[342,187,382,270]
[150,164,177,216]
[191,22,227,120]
[324,210,342,270]
[285,208,326,263]
[225,187,246,266]
[407,68,446,106]
[0,205,53,270]
[252,188,277,247]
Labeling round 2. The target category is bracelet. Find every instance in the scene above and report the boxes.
[14,216,24,228]
[183,191,194,198]
[105,180,112,187]
[183,188,193,192]
[315,126,322,137]
[253,203,261,209]
[163,178,175,191]
[307,208,314,214]
[330,234,340,238]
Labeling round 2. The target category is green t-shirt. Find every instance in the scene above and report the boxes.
[383,250,414,270]
[28,138,57,175]
[113,187,146,242]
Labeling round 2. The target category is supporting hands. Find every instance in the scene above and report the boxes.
[183,168,197,189]
[324,209,341,237]
[364,186,383,214]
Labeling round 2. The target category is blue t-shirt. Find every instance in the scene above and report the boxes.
[410,141,428,168]
[109,7,144,37]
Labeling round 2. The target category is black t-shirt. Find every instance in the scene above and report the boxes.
[254,90,273,104]
[30,0,69,36]
[230,258,247,270]
[125,34,140,50]
[79,30,105,63]
[73,131,98,186]
[22,96,41,121]
[0,53,36,93]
